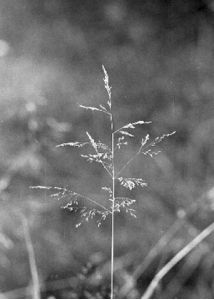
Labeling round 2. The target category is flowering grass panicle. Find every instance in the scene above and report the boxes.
[32,66,175,299]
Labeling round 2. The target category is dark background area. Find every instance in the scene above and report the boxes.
[0,0,214,298]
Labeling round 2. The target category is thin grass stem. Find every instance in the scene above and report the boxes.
[141,221,214,299]
[110,111,115,299]
[20,214,40,299]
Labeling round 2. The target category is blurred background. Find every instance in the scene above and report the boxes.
[0,0,214,298]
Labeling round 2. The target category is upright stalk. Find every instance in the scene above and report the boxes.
[32,65,175,299]
[110,111,115,299]
[20,213,40,299]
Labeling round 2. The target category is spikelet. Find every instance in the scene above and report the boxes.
[102,65,112,108]
[79,104,110,115]
[118,177,148,190]
[56,141,89,148]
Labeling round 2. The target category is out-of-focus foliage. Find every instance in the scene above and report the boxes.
[0,0,214,298]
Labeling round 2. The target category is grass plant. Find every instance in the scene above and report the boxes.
[32,66,175,298]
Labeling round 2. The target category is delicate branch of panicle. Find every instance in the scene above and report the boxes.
[118,177,147,190]
[79,104,110,116]
[116,130,176,176]
[102,65,112,109]
[114,120,152,134]
[141,131,176,158]
[86,131,113,177]
[114,120,152,151]
[30,185,111,228]
[30,186,109,211]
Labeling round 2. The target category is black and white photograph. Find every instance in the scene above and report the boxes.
[0,0,214,298]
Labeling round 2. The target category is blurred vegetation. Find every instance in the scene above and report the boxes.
[0,0,214,298]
